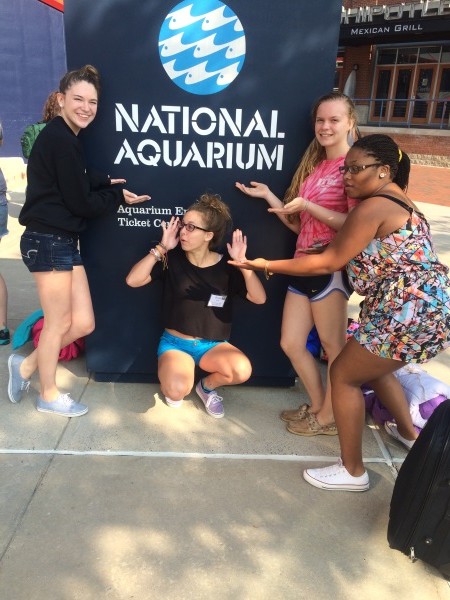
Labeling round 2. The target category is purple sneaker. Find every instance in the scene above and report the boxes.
[195,381,224,419]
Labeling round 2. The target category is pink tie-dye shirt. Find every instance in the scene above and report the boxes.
[294,156,358,257]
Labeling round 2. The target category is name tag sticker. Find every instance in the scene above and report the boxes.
[208,294,227,307]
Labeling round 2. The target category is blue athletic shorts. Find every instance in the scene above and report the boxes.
[20,231,83,273]
[157,330,225,365]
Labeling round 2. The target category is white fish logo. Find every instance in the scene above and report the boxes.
[159,0,246,95]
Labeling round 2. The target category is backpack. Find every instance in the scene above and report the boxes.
[31,317,86,361]
[20,122,47,159]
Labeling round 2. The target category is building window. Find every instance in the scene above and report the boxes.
[369,44,450,127]
[334,49,345,92]
[377,49,397,65]
[418,47,440,64]
[397,47,418,65]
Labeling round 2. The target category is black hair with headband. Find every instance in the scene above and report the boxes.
[352,133,411,191]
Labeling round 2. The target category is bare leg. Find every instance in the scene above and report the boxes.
[20,266,95,400]
[0,272,7,329]
[330,337,414,476]
[158,350,195,401]
[0,235,7,329]
[367,374,418,440]
[280,291,324,412]
[199,342,252,389]
[311,290,349,425]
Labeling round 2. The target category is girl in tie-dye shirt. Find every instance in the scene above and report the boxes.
[236,92,359,437]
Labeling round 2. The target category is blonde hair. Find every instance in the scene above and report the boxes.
[284,138,325,205]
[284,93,357,209]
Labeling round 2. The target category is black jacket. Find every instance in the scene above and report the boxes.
[19,116,122,235]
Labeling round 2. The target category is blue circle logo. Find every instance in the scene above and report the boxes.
[158,0,246,95]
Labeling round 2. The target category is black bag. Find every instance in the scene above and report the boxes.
[387,399,450,579]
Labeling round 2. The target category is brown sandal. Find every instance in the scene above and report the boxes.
[286,412,338,436]
[280,403,310,423]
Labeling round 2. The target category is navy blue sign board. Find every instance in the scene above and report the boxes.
[64,0,342,384]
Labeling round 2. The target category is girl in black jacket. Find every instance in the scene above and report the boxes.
[7,65,150,417]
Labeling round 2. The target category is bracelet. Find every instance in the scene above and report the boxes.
[264,261,273,280]
[150,247,162,261]
[302,199,310,212]
[158,241,168,252]
[150,246,168,270]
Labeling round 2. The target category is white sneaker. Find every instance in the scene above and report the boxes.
[165,396,183,408]
[384,421,415,450]
[303,459,369,492]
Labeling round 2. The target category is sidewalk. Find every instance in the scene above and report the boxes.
[0,160,449,599]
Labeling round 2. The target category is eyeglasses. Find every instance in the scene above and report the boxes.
[339,163,382,175]
[178,221,209,233]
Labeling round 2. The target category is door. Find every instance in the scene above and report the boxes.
[411,66,438,124]
[390,67,414,122]
[431,67,450,126]
[370,67,393,122]
[370,66,414,123]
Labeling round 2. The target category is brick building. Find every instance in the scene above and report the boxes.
[338,0,450,165]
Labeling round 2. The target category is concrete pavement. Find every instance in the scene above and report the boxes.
[0,158,449,599]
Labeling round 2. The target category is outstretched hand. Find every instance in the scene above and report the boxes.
[235,181,269,200]
[227,229,247,261]
[227,257,267,272]
[268,196,306,215]
[123,189,151,205]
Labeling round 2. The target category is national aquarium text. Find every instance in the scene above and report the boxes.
[113,104,286,171]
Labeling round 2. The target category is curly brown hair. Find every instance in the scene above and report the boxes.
[59,64,101,96]
[186,193,232,249]
[42,91,60,122]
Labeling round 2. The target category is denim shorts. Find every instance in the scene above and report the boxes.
[0,203,8,238]
[20,231,83,273]
[157,330,225,365]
